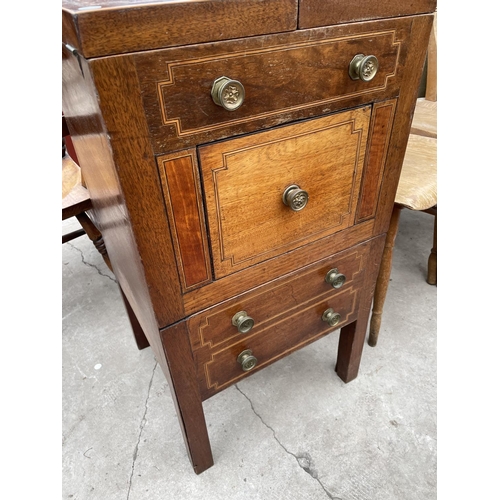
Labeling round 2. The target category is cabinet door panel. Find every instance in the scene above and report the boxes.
[199,106,371,278]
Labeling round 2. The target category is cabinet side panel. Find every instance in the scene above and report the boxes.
[372,14,435,236]
[63,48,184,329]
[356,99,396,223]
[87,54,185,328]
[62,48,168,358]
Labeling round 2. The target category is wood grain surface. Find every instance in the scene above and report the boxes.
[160,321,214,474]
[88,54,185,328]
[299,0,437,28]
[355,99,396,222]
[336,234,385,382]
[199,107,371,277]
[62,0,298,58]
[188,240,369,353]
[62,2,437,474]
[182,221,375,315]
[135,17,411,153]
[157,150,213,292]
[192,283,361,400]
[410,98,437,139]
[62,47,167,353]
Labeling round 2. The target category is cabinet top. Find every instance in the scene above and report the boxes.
[62,0,436,59]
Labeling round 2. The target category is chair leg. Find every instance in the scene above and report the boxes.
[368,205,402,347]
[427,212,437,285]
[75,212,113,272]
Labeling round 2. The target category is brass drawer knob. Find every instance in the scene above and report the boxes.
[237,349,258,372]
[282,184,309,211]
[349,54,379,82]
[325,268,346,289]
[322,308,341,327]
[232,311,255,334]
[211,76,245,111]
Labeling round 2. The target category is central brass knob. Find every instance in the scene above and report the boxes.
[232,311,255,334]
[211,76,245,111]
[325,268,346,289]
[322,308,341,327]
[237,349,258,372]
[349,54,379,82]
[282,184,309,211]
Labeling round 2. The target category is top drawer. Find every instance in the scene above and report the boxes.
[134,17,413,152]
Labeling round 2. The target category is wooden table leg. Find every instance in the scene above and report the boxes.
[427,211,437,285]
[119,288,151,350]
[336,235,385,382]
[368,205,402,347]
[75,212,113,272]
[336,316,368,383]
[160,322,214,474]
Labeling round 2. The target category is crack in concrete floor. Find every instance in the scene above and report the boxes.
[126,362,158,500]
[235,385,341,500]
[67,242,116,283]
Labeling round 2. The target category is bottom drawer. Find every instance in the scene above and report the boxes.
[199,287,359,399]
[188,241,371,400]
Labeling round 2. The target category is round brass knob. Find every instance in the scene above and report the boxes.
[322,308,341,327]
[282,184,309,212]
[325,268,346,289]
[232,311,255,334]
[211,76,245,111]
[237,349,258,372]
[348,54,379,82]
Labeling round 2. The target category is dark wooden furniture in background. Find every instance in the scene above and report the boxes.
[62,118,150,350]
[62,116,109,266]
[62,0,436,474]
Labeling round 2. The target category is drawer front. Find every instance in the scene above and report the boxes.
[187,241,370,400]
[198,107,371,278]
[134,18,410,152]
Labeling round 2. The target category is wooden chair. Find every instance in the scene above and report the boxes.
[62,116,112,269]
[62,117,150,350]
[368,14,437,347]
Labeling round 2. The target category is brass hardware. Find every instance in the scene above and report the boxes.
[211,76,245,111]
[322,308,341,327]
[237,349,258,372]
[232,311,255,334]
[325,268,346,289]
[349,54,379,82]
[282,184,309,211]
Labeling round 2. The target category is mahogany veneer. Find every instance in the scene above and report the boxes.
[62,0,436,474]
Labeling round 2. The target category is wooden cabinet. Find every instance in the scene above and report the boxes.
[62,0,436,474]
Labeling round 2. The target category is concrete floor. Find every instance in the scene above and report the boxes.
[62,208,436,500]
